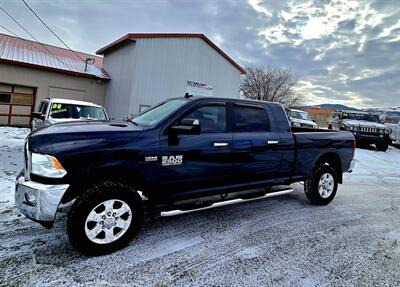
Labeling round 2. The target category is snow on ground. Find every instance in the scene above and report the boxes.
[1,127,400,286]
[0,127,29,211]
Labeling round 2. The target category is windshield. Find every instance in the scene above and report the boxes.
[342,112,380,123]
[49,103,107,120]
[130,99,187,127]
[385,111,400,124]
[290,111,311,121]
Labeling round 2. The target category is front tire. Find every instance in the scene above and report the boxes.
[67,181,143,256]
[305,164,338,205]
[376,141,388,152]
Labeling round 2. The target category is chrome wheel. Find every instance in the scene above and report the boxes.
[84,199,132,244]
[318,173,334,198]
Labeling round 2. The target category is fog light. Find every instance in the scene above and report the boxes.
[24,192,36,206]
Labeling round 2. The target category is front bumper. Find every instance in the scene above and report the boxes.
[15,170,69,228]
[351,132,385,143]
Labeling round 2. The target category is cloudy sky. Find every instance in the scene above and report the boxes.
[1,0,399,108]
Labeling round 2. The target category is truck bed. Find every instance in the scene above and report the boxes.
[291,128,355,180]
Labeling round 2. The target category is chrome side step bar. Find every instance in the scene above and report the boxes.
[160,188,293,217]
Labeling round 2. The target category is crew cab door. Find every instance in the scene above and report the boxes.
[230,103,282,184]
[159,101,232,195]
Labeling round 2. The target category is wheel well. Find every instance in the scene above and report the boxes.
[315,152,342,183]
[60,167,150,204]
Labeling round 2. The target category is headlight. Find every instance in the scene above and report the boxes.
[293,122,301,127]
[31,153,67,178]
[384,129,390,134]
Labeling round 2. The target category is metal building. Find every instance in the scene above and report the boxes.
[97,33,245,119]
[0,33,108,126]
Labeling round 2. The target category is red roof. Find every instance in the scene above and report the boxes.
[0,33,109,79]
[96,33,246,74]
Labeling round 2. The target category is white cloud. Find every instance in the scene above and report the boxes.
[379,20,400,37]
[255,0,387,47]
[358,35,367,52]
[248,0,272,17]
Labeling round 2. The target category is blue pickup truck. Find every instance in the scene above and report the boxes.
[16,96,355,255]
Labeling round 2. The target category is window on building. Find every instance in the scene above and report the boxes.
[12,94,34,105]
[233,106,270,132]
[0,93,12,103]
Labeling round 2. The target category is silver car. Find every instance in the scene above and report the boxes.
[288,109,318,129]
[32,98,108,130]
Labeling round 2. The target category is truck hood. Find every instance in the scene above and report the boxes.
[342,119,386,128]
[28,120,144,154]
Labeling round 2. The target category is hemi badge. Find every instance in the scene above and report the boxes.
[145,156,158,162]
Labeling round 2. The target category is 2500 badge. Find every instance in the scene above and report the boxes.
[162,155,183,166]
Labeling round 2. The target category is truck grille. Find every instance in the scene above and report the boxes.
[360,127,377,133]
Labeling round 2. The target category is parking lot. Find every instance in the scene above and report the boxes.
[1,127,400,286]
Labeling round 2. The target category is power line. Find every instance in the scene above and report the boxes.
[21,0,87,64]
[0,23,46,59]
[0,23,58,63]
[0,23,18,37]
[0,5,77,71]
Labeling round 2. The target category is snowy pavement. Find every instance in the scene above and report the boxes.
[1,127,400,286]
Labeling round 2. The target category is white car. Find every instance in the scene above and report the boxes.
[388,121,400,144]
[288,109,318,129]
[381,110,400,144]
[32,98,108,131]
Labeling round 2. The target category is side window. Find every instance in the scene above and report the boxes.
[233,106,270,132]
[182,105,226,133]
[40,102,48,116]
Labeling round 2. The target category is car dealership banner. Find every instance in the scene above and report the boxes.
[186,81,214,97]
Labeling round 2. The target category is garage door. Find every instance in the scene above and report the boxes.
[49,87,85,101]
[0,83,36,127]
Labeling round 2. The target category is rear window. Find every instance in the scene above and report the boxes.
[233,106,270,132]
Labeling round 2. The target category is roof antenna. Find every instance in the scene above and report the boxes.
[184,93,193,98]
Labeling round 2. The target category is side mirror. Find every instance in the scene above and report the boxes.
[170,118,201,135]
[312,120,316,123]
[32,112,45,120]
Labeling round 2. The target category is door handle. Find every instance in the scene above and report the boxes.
[214,142,229,147]
[267,140,279,145]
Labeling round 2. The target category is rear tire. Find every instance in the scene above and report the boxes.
[305,164,338,205]
[67,181,143,256]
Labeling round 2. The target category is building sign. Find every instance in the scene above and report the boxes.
[186,81,213,97]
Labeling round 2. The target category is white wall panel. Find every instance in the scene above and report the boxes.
[102,41,136,119]
[103,37,242,119]
[129,38,241,116]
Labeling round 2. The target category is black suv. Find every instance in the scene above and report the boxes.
[328,111,390,151]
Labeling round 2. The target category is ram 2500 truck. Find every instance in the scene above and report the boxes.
[16,96,355,255]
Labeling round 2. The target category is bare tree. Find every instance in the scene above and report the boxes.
[240,64,303,107]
